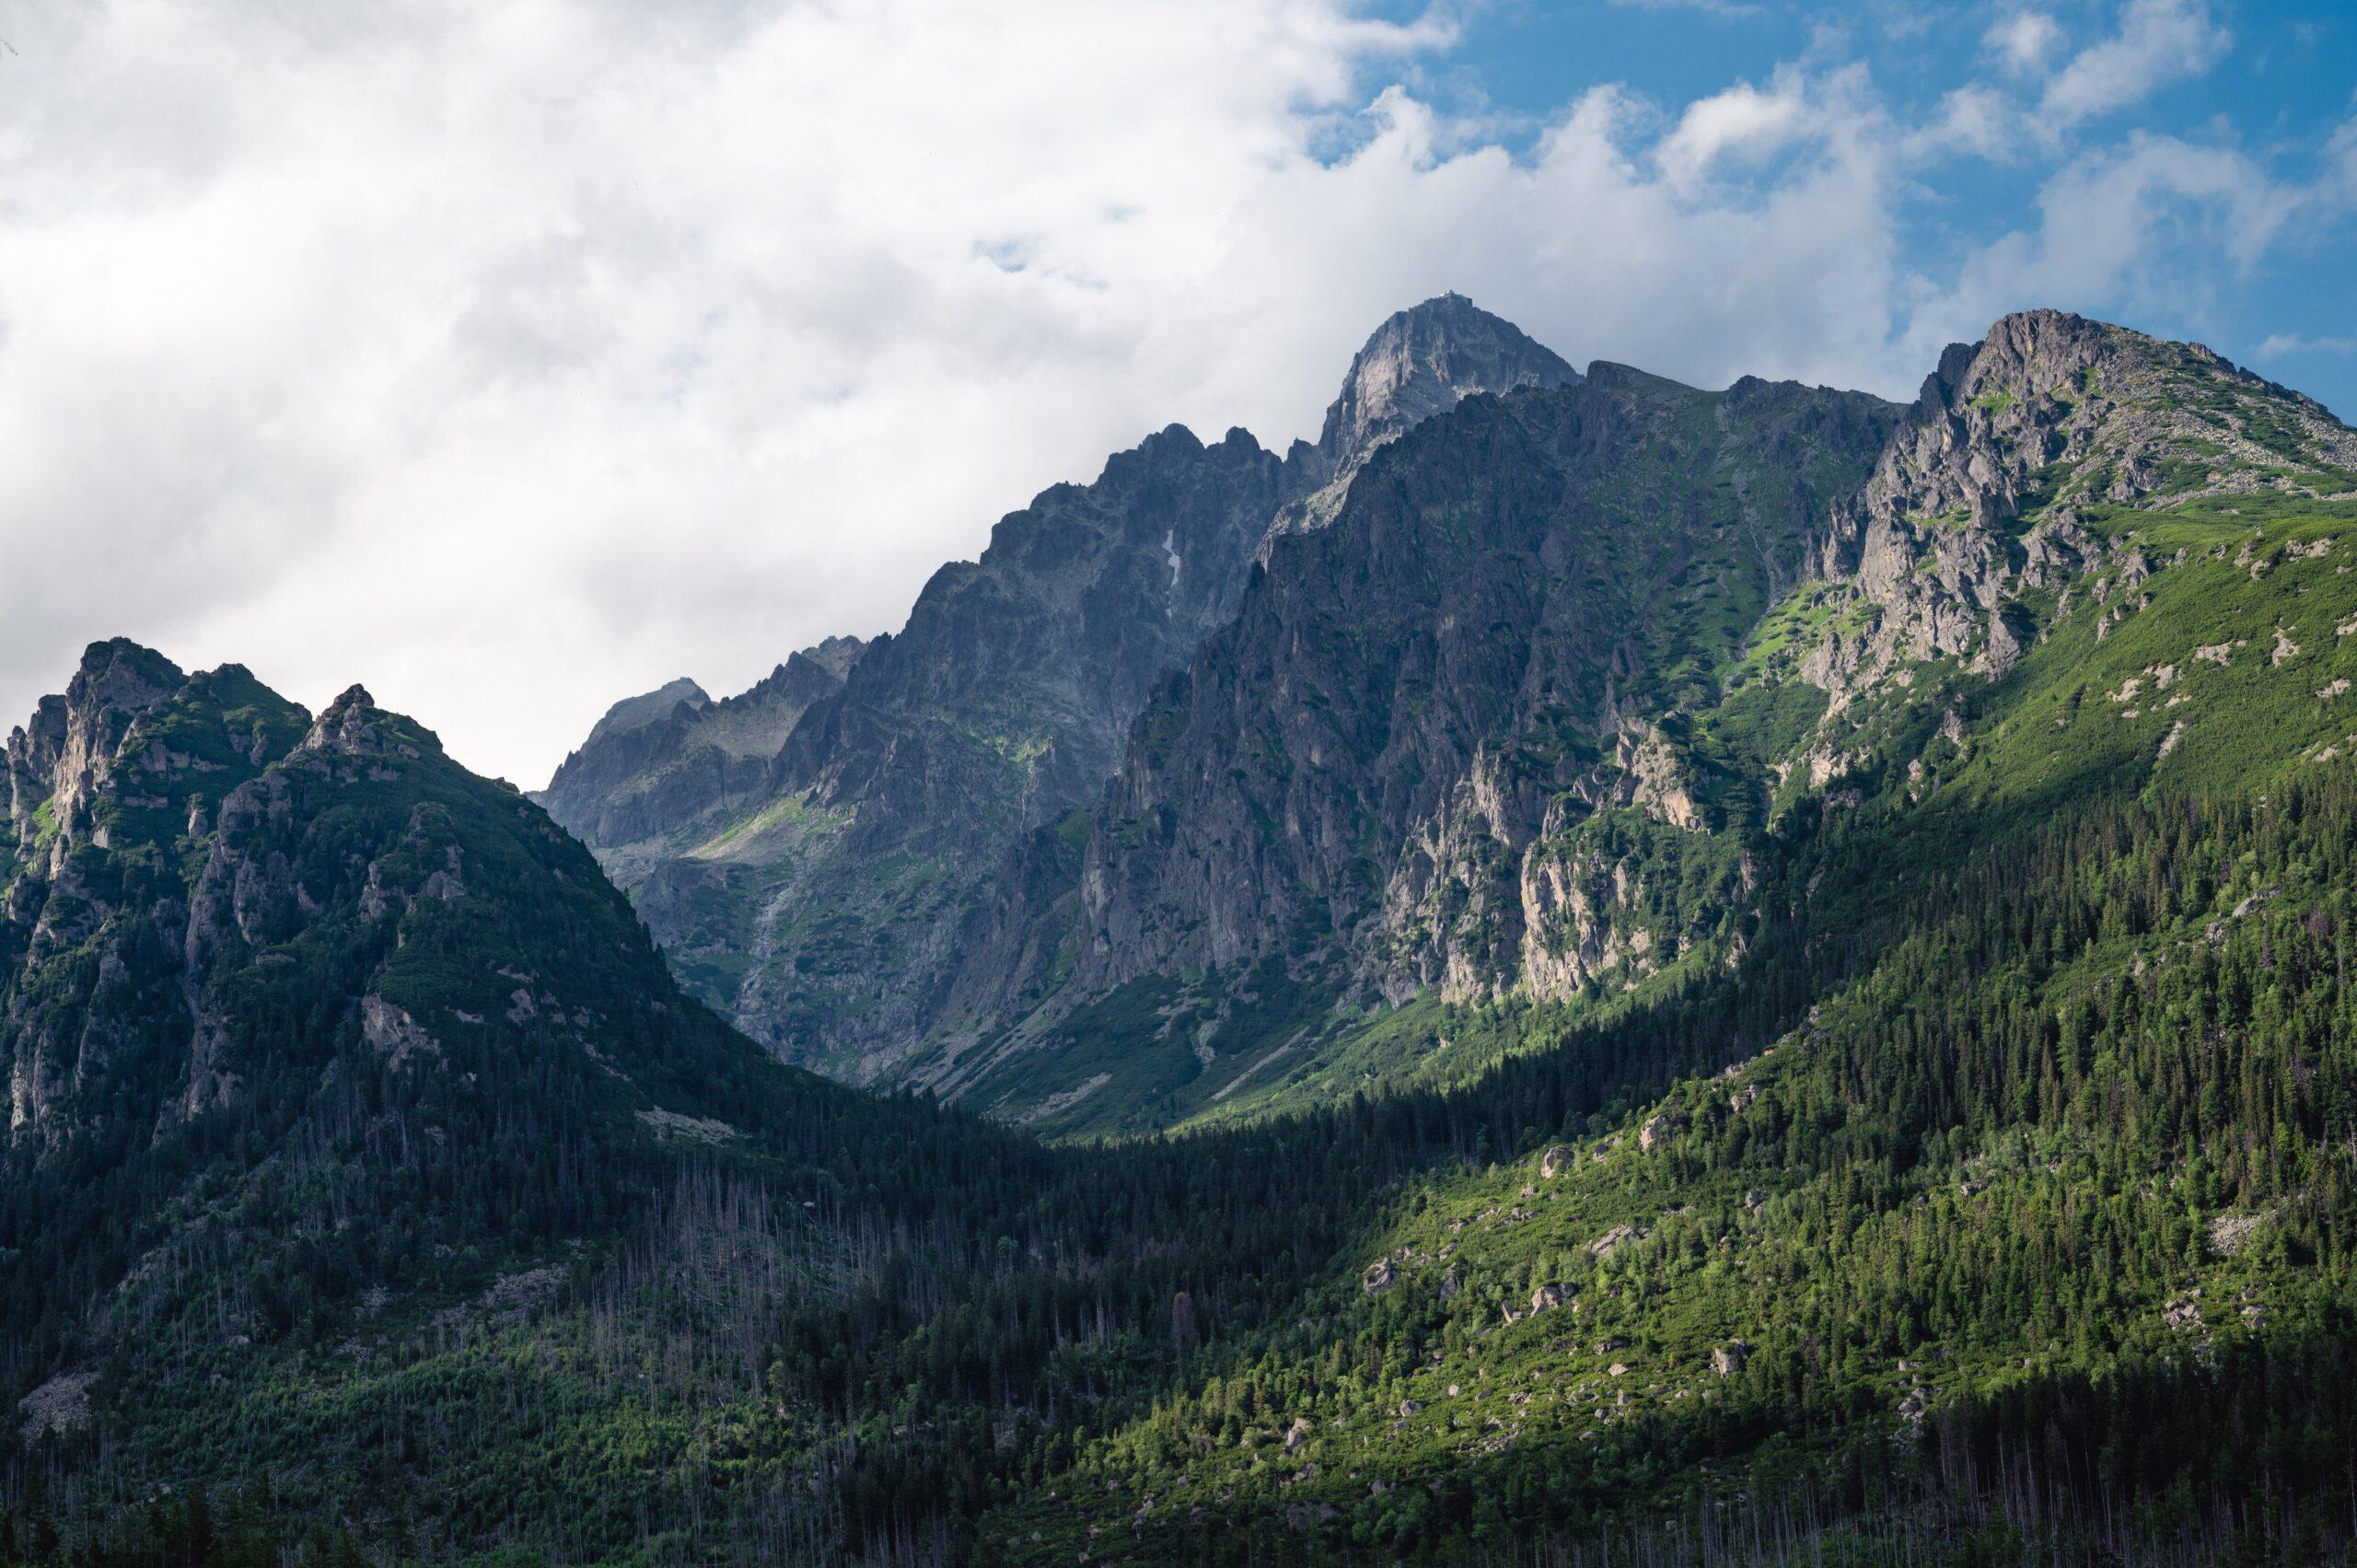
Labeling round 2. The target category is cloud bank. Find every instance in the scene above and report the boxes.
[0,0,2344,784]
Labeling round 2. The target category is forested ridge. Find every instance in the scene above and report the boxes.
[9,725,2354,1563]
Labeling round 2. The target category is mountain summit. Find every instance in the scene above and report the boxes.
[1275,292,1583,538]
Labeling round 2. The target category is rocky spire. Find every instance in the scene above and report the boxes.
[4,640,186,864]
[296,683,432,761]
[1272,293,1582,539]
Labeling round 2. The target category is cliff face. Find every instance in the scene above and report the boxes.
[923,368,1897,1095]
[546,296,1575,1078]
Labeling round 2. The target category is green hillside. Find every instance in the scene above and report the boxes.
[6,310,2357,1566]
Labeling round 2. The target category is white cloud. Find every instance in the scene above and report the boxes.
[2258,333,2356,357]
[1986,11,2066,77]
[0,0,2340,788]
[0,0,1446,783]
[1901,133,2304,368]
[2040,0,2227,129]
[1655,72,1818,191]
[1907,84,2021,163]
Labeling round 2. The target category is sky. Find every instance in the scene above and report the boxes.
[1,0,2352,787]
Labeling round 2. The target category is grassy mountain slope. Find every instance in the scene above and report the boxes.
[979,728,2357,1564]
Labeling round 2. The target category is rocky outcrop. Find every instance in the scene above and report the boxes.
[1805,310,2357,698]
[4,639,185,875]
[2,645,311,1139]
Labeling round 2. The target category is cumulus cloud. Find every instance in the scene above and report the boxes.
[1987,11,2066,77]
[2041,0,2227,129]
[1654,72,1821,191]
[1899,132,2310,370]
[0,0,2340,785]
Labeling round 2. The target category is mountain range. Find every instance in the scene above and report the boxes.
[5,296,2356,1564]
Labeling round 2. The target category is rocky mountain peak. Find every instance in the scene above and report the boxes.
[4,640,189,865]
[1926,308,2120,411]
[1316,294,1580,468]
[297,683,429,761]
[795,635,868,681]
[583,678,711,748]
[1273,294,1579,540]
[64,636,185,715]
[536,636,871,850]
[1805,308,2357,697]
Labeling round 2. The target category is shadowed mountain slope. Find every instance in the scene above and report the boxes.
[545,296,1579,1079]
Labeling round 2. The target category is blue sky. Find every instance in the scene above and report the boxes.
[1381,0,2357,414]
[2,0,2351,782]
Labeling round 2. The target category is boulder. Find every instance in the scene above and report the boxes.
[1637,1111,1688,1152]
[1587,1224,1645,1259]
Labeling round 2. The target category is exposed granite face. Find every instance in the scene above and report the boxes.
[4,639,187,874]
[1804,309,2357,699]
[1,644,312,1139]
[929,366,1898,1067]
[1269,291,1583,543]
[548,295,1575,1078]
